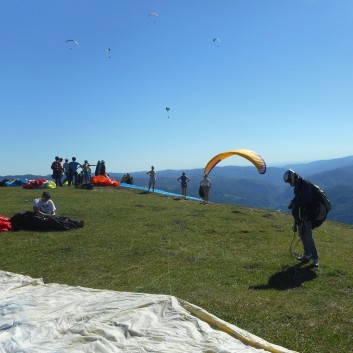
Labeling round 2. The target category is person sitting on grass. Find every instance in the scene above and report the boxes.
[10,191,85,231]
[33,191,56,217]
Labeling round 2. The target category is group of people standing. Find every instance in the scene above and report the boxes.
[146,166,211,203]
[49,158,324,266]
[177,171,212,204]
[51,156,85,187]
[51,157,106,187]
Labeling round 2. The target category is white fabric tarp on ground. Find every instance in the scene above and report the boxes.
[0,271,298,353]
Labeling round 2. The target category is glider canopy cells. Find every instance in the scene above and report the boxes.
[204,149,266,176]
[66,39,78,45]
[66,39,78,50]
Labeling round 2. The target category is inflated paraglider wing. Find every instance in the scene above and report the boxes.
[66,39,79,45]
[204,149,266,176]
[66,39,79,50]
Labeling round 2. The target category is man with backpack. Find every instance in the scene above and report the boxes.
[283,169,324,267]
[51,156,63,187]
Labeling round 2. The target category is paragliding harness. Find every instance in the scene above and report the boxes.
[198,185,205,198]
[291,182,331,230]
[51,161,62,179]
[289,181,331,258]
[10,212,84,231]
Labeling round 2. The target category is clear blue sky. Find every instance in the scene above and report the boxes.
[1,0,353,175]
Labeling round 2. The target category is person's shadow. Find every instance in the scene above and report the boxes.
[249,264,318,291]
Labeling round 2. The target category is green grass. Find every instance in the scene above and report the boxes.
[1,186,352,353]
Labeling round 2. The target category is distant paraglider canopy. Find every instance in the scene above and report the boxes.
[66,39,79,50]
[148,12,159,22]
[213,37,221,47]
[106,48,111,58]
[204,149,266,176]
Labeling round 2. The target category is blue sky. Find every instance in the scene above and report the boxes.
[1,0,353,175]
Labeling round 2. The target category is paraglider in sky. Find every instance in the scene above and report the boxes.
[106,48,111,58]
[213,38,221,47]
[66,39,78,50]
[166,107,170,118]
[148,12,159,23]
[204,149,266,176]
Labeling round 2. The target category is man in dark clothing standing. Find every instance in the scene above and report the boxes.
[99,160,106,176]
[69,157,81,187]
[51,156,63,187]
[283,169,319,267]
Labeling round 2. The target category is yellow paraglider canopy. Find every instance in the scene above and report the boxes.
[204,149,266,176]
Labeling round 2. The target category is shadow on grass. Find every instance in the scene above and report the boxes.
[249,264,318,291]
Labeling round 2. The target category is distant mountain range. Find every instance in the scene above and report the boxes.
[2,155,353,225]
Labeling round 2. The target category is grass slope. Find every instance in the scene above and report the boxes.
[0,186,352,353]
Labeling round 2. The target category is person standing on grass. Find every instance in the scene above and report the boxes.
[200,174,211,204]
[69,157,81,187]
[99,160,107,176]
[283,169,319,267]
[81,160,92,184]
[178,172,190,200]
[62,158,72,185]
[147,166,156,192]
[51,156,63,187]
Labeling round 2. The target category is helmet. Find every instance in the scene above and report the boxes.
[283,169,296,185]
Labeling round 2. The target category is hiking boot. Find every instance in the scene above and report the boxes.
[297,255,311,263]
[313,259,319,267]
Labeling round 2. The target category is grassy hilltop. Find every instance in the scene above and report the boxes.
[0,186,352,353]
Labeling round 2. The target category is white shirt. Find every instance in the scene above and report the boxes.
[33,198,56,215]
[200,178,211,187]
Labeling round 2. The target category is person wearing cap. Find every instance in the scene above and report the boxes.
[283,169,319,267]
[33,191,56,217]
[178,172,190,200]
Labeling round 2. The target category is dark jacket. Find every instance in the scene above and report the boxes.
[291,178,314,223]
[292,178,313,207]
